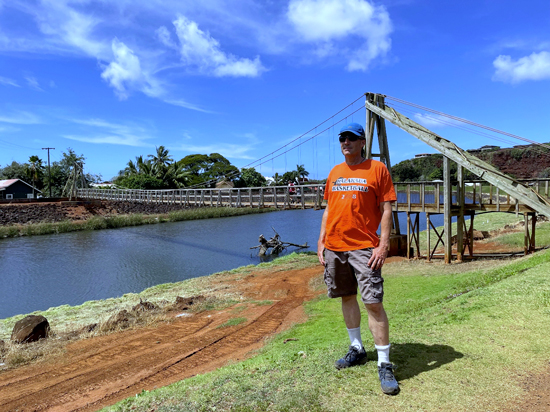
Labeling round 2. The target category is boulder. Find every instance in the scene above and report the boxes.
[173,295,205,311]
[102,310,132,331]
[11,315,50,343]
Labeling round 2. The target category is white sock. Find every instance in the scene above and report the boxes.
[375,343,391,366]
[347,327,363,350]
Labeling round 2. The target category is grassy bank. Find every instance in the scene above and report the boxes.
[417,211,550,253]
[3,211,550,411]
[102,249,550,412]
[0,252,318,342]
[0,206,277,239]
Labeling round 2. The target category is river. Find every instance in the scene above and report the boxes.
[0,208,452,319]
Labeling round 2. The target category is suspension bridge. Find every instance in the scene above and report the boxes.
[77,92,550,263]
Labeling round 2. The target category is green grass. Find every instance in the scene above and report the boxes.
[494,220,550,249]
[101,250,550,412]
[217,317,247,328]
[0,207,277,239]
[415,212,525,254]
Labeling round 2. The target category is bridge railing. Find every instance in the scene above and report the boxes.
[79,178,550,214]
[393,178,550,213]
[77,184,326,210]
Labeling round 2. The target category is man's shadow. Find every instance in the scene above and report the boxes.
[369,342,464,380]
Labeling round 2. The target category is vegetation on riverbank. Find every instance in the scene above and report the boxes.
[0,206,277,239]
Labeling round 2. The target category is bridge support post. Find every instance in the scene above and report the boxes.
[524,212,537,255]
[426,213,431,262]
[443,157,452,264]
[365,93,401,238]
[315,186,320,210]
[457,165,465,262]
[259,188,264,208]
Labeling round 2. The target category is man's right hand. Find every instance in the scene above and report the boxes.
[317,240,325,266]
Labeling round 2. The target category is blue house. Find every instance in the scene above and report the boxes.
[0,179,42,200]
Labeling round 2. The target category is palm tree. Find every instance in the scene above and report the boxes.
[27,155,44,198]
[135,155,153,175]
[272,172,283,186]
[124,159,138,176]
[148,146,173,179]
[165,162,193,188]
[295,164,309,181]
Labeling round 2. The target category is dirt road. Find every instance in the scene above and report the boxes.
[0,265,323,412]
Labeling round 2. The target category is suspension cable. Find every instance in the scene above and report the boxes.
[384,95,550,150]
[186,96,365,189]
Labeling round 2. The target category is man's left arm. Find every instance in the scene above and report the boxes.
[367,201,393,270]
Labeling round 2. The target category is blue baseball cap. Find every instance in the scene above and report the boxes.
[339,122,365,138]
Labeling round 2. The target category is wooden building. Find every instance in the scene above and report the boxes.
[0,179,41,200]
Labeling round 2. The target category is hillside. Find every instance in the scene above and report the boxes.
[392,144,550,181]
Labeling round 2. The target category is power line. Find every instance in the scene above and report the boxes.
[0,138,39,151]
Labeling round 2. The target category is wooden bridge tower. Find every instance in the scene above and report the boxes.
[364,92,550,263]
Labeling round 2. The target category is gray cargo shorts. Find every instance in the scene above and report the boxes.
[323,248,384,304]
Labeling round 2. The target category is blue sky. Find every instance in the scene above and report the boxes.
[0,0,549,182]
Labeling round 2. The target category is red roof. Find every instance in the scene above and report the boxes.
[0,179,41,192]
[0,179,19,189]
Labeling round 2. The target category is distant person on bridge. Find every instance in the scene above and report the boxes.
[317,122,399,395]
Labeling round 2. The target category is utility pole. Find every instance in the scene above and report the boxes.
[42,147,55,198]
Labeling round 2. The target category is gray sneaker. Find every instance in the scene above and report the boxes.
[335,346,368,369]
[378,362,400,395]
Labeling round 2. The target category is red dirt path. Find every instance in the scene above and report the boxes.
[0,266,323,412]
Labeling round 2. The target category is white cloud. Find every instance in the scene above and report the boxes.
[0,76,19,87]
[493,51,550,83]
[0,111,42,124]
[163,98,214,113]
[156,26,177,49]
[172,15,266,77]
[287,0,392,71]
[101,38,163,100]
[25,76,44,91]
[31,0,107,58]
[0,125,20,133]
[66,118,153,147]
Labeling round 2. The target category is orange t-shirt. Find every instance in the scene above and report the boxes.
[323,159,396,251]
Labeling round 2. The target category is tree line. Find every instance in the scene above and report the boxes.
[114,146,316,190]
[0,149,99,197]
[1,145,318,197]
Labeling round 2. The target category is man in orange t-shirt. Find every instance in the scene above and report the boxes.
[317,122,399,395]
